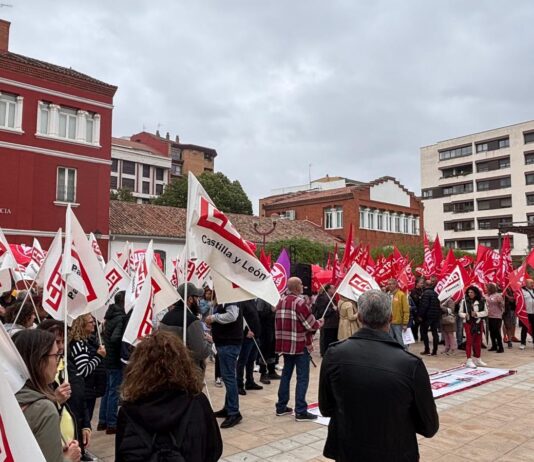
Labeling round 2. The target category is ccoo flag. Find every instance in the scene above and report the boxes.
[186,173,280,306]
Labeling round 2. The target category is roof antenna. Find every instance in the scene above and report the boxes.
[308,163,312,190]
[0,4,13,7]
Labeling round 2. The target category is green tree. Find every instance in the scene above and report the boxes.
[110,188,135,202]
[154,172,253,215]
[263,238,335,265]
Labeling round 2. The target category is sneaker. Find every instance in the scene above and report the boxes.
[220,413,243,429]
[465,358,476,368]
[275,365,283,371]
[259,374,271,385]
[473,357,487,367]
[245,382,263,391]
[520,344,526,350]
[508,341,513,348]
[215,377,223,388]
[295,411,318,422]
[276,406,293,416]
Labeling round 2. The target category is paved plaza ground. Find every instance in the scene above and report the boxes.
[90,338,534,462]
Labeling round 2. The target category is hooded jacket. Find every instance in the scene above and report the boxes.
[16,384,67,462]
[319,328,439,462]
[115,389,222,462]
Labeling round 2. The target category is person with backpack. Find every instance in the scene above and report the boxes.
[115,330,222,462]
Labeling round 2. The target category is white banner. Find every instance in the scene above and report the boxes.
[0,323,30,394]
[337,262,380,302]
[186,173,280,306]
[437,265,464,302]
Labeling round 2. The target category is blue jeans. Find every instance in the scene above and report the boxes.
[217,344,241,416]
[390,324,405,348]
[98,368,123,428]
[276,349,310,415]
[237,338,257,389]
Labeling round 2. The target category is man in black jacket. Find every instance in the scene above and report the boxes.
[98,291,126,434]
[160,283,212,371]
[236,299,263,395]
[313,284,338,356]
[319,289,438,462]
[418,280,442,356]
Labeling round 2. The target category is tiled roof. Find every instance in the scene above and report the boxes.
[0,51,117,97]
[112,137,168,157]
[109,201,341,245]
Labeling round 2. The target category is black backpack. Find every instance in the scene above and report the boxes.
[121,400,193,462]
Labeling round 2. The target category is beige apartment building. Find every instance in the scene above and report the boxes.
[421,120,534,256]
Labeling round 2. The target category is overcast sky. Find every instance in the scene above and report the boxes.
[4,1,534,212]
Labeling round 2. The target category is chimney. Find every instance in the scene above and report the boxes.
[166,132,170,140]
[0,20,10,53]
[175,135,180,143]
[156,130,160,137]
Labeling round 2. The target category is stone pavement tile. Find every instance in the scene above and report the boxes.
[465,433,524,457]
[453,443,515,461]
[421,434,467,452]
[269,437,304,452]
[454,421,491,437]
[248,444,283,458]
[222,443,243,458]
[417,444,445,461]
[306,427,328,438]
[287,444,323,460]
[225,433,266,451]
[265,454,302,462]
[436,427,481,445]
[224,452,260,462]
[290,432,322,445]
[308,439,325,451]
[496,441,534,462]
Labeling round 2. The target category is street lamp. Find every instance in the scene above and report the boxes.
[252,220,277,250]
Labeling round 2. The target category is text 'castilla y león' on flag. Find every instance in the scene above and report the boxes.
[186,172,280,307]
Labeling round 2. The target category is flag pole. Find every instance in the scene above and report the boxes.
[7,277,38,331]
[183,242,189,347]
[63,277,69,383]
[95,317,103,345]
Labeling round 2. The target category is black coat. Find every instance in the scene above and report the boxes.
[319,328,439,462]
[418,287,442,322]
[103,303,126,369]
[313,292,338,329]
[115,389,222,462]
[240,299,261,338]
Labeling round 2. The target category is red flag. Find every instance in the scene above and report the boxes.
[331,244,342,285]
[432,235,444,271]
[423,234,436,277]
[365,253,376,276]
[508,262,527,292]
[397,260,415,292]
[439,249,457,280]
[527,248,534,270]
[341,224,354,269]
[325,253,332,271]
[374,255,393,286]
[259,248,271,271]
[496,235,513,288]
[515,290,531,336]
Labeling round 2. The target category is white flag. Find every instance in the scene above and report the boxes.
[211,269,256,303]
[0,228,18,291]
[437,265,465,302]
[0,368,47,461]
[337,262,381,302]
[116,241,131,274]
[64,207,109,318]
[186,173,280,306]
[89,233,106,268]
[23,238,46,280]
[125,242,153,313]
[41,230,65,320]
[93,258,131,322]
[0,323,30,394]
[151,262,180,313]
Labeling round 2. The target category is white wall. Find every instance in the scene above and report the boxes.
[369,180,411,207]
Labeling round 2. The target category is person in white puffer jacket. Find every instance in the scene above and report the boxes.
[458,286,488,368]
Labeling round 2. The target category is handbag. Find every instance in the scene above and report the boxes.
[441,312,456,326]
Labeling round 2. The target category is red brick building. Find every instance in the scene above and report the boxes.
[0,20,117,256]
[260,176,424,248]
[129,131,217,178]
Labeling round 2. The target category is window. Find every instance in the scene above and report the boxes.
[394,215,400,233]
[56,167,76,202]
[171,164,182,176]
[325,207,343,229]
[440,164,473,178]
[476,176,511,191]
[442,182,473,196]
[37,101,100,145]
[526,173,534,185]
[156,168,164,181]
[422,189,433,198]
[476,157,510,172]
[121,178,135,191]
[58,107,77,140]
[403,216,409,234]
[526,152,534,165]
[476,137,509,152]
[499,138,510,149]
[443,201,474,213]
[368,211,374,230]
[142,181,150,194]
[524,132,534,144]
[478,217,513,230]
[359,209,366,229]
[155,184,164,195]
[143,165,150,178]
[444,220,475,232]
[439,145,472,161]
[527,193,534,206]
[377,213,383,231]
[477,196,512,210]
[383,212,390,231]
[476,143,488,153]
[0,92,17,129]
[110,176,117,189]
[122,161,135,175]
[111,158,118,172]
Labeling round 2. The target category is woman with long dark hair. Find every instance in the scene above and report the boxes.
[459,286,488,368]
[13,329,81,462]
[116,330,222,462]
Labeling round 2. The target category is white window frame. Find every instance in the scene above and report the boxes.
[56,167,77,204]
[377,212,383,231]
[36,101,101,146]
[325,206,343,230]
[0,92,23,132]
[359,208,366,229]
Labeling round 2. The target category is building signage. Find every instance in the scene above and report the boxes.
[0,208,12,215]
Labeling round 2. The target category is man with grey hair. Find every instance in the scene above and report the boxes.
[319,289,438,462]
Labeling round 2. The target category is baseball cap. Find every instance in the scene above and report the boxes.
[178,283,204,299]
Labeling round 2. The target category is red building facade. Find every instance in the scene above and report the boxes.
[260,176,425,249]
[0,20,117,256]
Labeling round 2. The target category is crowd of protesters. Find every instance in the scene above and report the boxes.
[2,270,534,462]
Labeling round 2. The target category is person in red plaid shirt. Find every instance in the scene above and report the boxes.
[275,277,323,421]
